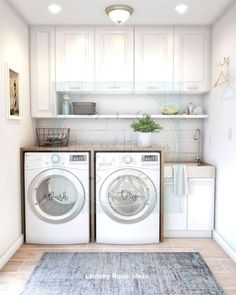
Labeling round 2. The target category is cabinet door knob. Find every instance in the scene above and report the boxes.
[69,86,81,89]
[109,86,120,89]
[147,86,159,90]
[187,85,199,90]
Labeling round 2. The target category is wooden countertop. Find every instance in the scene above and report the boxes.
[20,144,164,152]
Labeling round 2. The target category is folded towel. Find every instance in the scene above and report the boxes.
[173,165,188,196]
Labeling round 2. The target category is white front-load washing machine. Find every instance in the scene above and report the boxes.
[24,152,90,244]
[95,151,161,244]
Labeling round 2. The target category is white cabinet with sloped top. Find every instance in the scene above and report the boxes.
[164,164,215,238]
[164,179,187,231]
[187,178,215,231]
[55,26,94,92]
[30,26,56,117]
[174,26,211,93]
[135,26,173,93]
[95,26,134,93]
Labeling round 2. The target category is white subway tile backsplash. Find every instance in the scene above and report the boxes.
[36,94,205,161]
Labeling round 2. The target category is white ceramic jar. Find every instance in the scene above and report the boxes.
[138,132,152,146]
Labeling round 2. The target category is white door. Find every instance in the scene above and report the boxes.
[174,26,211,93]
[28,169,85,224]
[30,26,55,117]
[164,180,187,231]
[55,26,94,92]
[95,26,134,93]
[99,169,158,223]
[135,26,173,93]
[187,178,215,231]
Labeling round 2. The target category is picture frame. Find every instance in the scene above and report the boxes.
[5,63,21,120]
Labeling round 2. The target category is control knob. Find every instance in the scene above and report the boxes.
[123,155,132,164]
[51,154,60,164]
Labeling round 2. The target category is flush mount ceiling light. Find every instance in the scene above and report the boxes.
[48,3,61,14]
[175,4,189,14]
[105,5,134,25]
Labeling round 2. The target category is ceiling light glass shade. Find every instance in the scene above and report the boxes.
[48,4,61,14]
[175,4,189,14]
[105,5,134,25]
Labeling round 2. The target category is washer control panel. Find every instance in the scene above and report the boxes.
[25,152,89,170]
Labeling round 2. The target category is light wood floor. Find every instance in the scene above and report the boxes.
[0,239,236,295]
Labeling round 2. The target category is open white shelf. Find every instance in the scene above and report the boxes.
[55,114,209,119]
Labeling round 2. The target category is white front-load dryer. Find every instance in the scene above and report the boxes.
[24,152,90,244]
[95,152,161,244]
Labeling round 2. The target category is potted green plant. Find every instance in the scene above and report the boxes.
[131,114,163,146]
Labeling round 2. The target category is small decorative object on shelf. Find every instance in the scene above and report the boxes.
[161,103,179,115]
[188,102,194,115]
[131,114,163,146]
[193,106,203,115]
[72,102,96,115]
[62,95,71,115]
[36,128,70,147]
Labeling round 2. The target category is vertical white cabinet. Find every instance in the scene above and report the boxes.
[30,26,55,117]
[164,180,187,230]
[174,26,211,93]
[187,178,215,231]
[95,26,134,93]
[55,26,94,92]
[135,26,173,93]
[164,177,215,236]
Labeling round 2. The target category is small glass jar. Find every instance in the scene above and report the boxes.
[62,95,71,115]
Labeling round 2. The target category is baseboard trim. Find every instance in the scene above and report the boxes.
[213,230,236,263]
[164,230,212,238]
[0,234,24,269]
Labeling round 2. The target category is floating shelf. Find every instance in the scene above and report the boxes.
[54,114,209,119]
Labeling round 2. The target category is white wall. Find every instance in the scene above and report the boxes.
[0,0,35,263]
[37,94,204,162]
[204,1,236,253]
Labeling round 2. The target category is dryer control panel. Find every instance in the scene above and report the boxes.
[96,152,160,170]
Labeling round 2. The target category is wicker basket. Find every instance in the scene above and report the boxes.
[36,128,70,147]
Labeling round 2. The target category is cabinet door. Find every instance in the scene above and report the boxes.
[187,178,215,231]
[55,26,94,92]
[30,26,55,117]
[135,26,173,93]
[164,180,187,231]
[95,26,134,93]
[174,26,211,93]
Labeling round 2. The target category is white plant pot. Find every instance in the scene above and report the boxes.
[138,132,152,146]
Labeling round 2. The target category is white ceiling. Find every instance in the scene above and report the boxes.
[7,0,235,25]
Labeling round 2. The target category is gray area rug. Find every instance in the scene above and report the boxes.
[22,252,224,295]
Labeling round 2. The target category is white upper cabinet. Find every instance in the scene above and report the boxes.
[30,25,212,118]
[174,26,211,93]
[55,26,94,92]
[95,26,134,93]
[30,26,55,117]
[135,27,174,93]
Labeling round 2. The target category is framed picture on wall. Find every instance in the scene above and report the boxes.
[5,63,21,120]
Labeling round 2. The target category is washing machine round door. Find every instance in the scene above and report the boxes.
[28,169,85,224]
[99,169,157,223]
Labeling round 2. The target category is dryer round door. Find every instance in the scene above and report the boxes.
[28,169,85,224]
[99,169,157,223]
